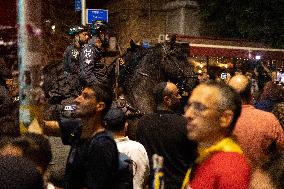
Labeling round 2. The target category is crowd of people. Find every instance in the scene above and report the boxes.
[0,21,284,189]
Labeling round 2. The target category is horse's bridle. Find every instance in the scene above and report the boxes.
[161,43,185,76]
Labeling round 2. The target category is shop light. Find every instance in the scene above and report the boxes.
[255,55,261,60]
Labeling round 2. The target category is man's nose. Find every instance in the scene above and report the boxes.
[184,106,195,120]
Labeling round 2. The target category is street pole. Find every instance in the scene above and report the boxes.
[81,0,86,25]
[18,0,43,132]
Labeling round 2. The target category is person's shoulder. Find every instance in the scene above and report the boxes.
[254,107,279,121]
[137,113,156,123]
[65,44,78,53]
[244,105,278,118]
[65,44,74,50]
[127,139,147,150]
[92,131,116,144]
[209,152,250,170]
[89,132,117,154]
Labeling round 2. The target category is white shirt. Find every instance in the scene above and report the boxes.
[115,137,150,189]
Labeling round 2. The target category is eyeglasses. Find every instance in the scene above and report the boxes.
[185,102,223,114]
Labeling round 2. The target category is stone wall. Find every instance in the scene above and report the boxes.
[104,0,201,52]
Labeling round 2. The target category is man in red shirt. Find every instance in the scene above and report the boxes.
[229,74,284,168]
[182,81,251,189]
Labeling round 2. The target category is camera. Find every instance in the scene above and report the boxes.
[61,104,77,118]
[220,73,228,80]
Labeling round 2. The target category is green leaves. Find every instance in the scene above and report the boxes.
[197,0,284,48]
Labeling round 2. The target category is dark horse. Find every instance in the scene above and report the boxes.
[116,40,198,116]
[42,39,198,123]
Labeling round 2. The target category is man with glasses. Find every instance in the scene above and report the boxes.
[136,82,197,189]
[182,81,251,189]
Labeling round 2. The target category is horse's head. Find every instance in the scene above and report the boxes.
[119,40,148,88]
[117,39,198,116]
[158,42,199,95]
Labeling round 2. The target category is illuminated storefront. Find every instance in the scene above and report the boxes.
[176,35,284,80]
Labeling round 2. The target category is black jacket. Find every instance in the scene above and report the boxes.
[136,110,197,189]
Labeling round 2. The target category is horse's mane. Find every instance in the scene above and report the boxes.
[117,41,198,115]
[118,42,148,89]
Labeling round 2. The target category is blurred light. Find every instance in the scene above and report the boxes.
[255,55,261,60]
[198,70,202,74]
[51,25,55,30]
[225,64,228,69]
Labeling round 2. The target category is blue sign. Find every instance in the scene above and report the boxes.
[75,0,81,12]
[87,9,108,24]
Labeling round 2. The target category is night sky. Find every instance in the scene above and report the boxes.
[0,0,17,26]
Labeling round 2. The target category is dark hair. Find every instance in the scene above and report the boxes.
[261,150,284,189]
[204,80,242,135]
[0,156,44,189]
[14,133,52,172]
[153,82,171,105]
[272,102,284,130]
[0,116,20,138]
[104,108,126,132]
[89,84,113,117]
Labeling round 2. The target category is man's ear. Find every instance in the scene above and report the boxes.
[220,110,234,128]
[96,102,105,112]
[163,95,171,107]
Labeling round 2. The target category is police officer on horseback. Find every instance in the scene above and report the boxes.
[62,25,89,98]
[64,25,89,74]
[79,20,111,88]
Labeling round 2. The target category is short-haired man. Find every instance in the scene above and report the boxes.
[63,84,118,189]
[183,81,250,189]
[104,107,149,189]
[136,82,197,189]
[43,84,119,189]
[229,74,284,168]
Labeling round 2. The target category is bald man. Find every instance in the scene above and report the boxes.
[229,74,284,168]
[136,82,197,189]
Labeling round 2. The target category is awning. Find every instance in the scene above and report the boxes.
[189,44,284,60]
[176,35,284,60]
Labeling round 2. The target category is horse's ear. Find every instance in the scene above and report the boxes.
[130,39,136,50]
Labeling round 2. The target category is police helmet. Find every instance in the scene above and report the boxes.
[90,20,109,36]
[66,25,88,36]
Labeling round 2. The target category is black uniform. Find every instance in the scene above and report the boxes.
[136,110,197,189]
[79,41,108,87]
[62,44,81,98]
[63,45,81,74]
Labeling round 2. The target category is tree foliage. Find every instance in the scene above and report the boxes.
[197,0,284,48]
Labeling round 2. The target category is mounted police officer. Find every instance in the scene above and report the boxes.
[62,25,89,99]
[64,25,89,74]
[79,20,111,88]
